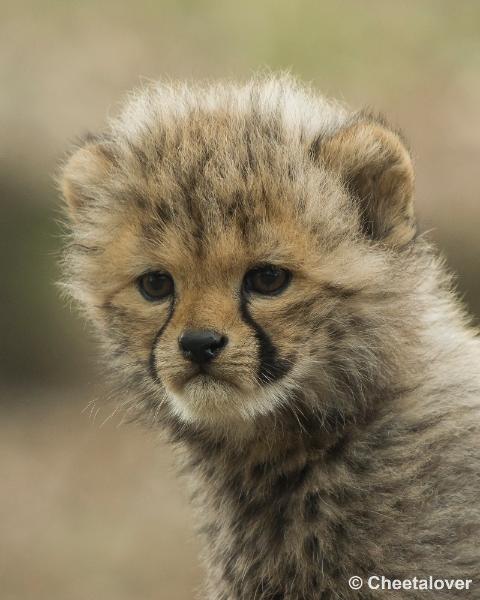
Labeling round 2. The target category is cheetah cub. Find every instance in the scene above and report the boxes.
[61,76,480,599]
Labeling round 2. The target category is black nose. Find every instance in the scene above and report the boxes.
[179,329,228,364]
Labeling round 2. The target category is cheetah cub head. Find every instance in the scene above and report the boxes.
[61,77,417,433]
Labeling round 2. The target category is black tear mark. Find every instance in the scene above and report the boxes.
[148,299,175,383]
[239,295,291,384]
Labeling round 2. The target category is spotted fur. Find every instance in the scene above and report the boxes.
[60,75,480,599]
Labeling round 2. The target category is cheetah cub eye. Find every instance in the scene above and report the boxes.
[243,265,291,296]
[138,272,174,302]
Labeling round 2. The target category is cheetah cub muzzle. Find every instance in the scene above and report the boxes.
[61,76,480,599]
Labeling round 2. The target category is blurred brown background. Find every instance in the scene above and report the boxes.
[1,1,479,599]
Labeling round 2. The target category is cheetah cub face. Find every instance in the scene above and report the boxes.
[61,80,415,430]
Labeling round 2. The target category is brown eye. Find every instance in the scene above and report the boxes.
[244,265,291,296]
[138,271,174,301]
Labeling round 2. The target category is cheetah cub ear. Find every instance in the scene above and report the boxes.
[317,119,416,247]
[60,140,113,220]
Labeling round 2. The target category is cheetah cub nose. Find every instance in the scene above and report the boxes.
[179,329,228,365]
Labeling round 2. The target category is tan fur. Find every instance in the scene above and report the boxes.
[60,75,480,599]
[319,121,416,246]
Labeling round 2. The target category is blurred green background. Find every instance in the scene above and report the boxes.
[1,1,479,599]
